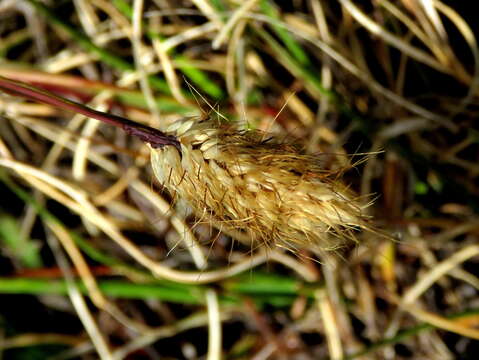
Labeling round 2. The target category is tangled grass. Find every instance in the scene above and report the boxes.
[0,0,479,359]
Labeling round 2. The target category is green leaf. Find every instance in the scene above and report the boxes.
[0,215,42,268]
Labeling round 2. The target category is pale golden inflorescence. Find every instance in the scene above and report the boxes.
[151,117,373,252]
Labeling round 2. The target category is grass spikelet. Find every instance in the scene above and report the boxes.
[151,117,374,253]
[0,74,376,254]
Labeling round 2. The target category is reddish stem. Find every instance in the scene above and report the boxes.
[0,75,180,150]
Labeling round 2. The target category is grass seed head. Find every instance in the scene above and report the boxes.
[0,75,378,254]
[151,117,375,253]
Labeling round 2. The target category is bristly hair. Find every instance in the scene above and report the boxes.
[151,117,379,254]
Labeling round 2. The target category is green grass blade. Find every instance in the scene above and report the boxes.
[0,277,204,304]
[112,0,225,100]
[260,0,311,66]
[255,26,374,132]
[254,27,329,99]
[26,0,170,94]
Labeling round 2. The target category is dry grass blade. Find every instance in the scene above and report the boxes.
[206,289,222,360]
[46,222,113,360]
[401,244,479,305]
[316,289,343,360]
[339,0,451,73]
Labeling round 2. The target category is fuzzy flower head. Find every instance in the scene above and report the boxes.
[150,117,375,253]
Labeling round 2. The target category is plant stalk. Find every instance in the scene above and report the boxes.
[0,75,180,150]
